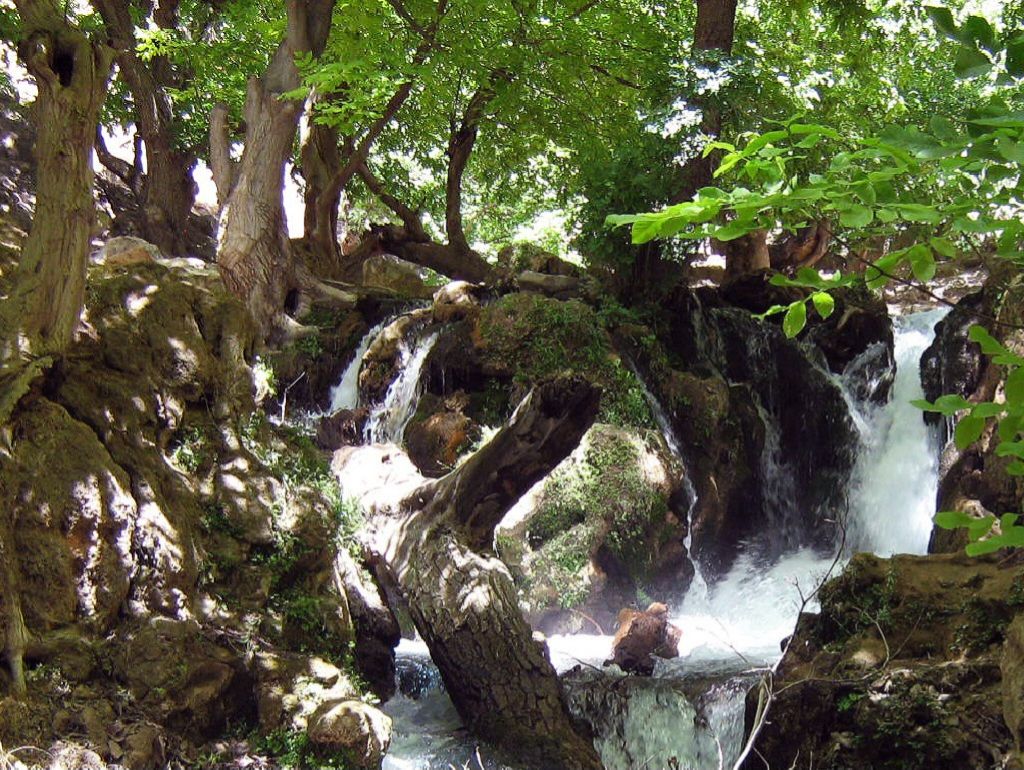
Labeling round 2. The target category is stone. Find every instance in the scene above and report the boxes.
[306,699,393,768]
[361,254,433,299]
[604,603,681,675]
[432,280,483,323]
[316,408,369,451]
[255,652,357,733]
[121,723,165,770]
[517,270,580,298]
[97,236,161,266]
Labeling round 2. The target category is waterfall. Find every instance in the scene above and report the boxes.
[328,319,392,413]
[364,330,440,445]
[843,308,949,555]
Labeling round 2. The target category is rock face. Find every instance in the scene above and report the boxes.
[605,603,682,675]
[307,699,393,768]
[923,267,1024,553]
[0,259,393,769]
[744,552,1022,769]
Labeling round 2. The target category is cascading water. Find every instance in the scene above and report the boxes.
[363,330,439,445]
[358,305,950,770]
[843,308,950,556]
[328,318,392,413]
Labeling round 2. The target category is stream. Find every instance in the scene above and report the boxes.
[332,308,948,770]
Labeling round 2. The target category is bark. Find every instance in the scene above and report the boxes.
[208,102,235,207]
[769,221,832,272]
[0,4,114,367]
[369,377,602,768]
[721,228,770,282]
[95,0,197,256]
[216,0,336,338]
[0,516,27,694]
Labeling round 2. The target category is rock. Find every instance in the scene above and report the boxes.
[432,280,483,323]
[517,270,581,298]
[497,242,578,276]
[306,699,393,768]
[46,744,108,770]
[604,603,681,675]
[358,310,432,405]
[744,552,1020,769]
[332,445,425,515]
[97,236,161,266]
[255,652,358,733]
[404,392,479,477]
[361,254,433,299]
[121,723,165,770]
[317,408,369,451]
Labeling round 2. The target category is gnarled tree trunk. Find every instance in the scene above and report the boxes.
[215,0,335,338]
[0,2,113,368]
[359,377,603,768]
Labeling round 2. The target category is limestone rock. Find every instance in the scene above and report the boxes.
[317,407,369,451]
[432,280,483,323]
[517,269,580,298]
[255,652,358,733]
[306,699,393,768]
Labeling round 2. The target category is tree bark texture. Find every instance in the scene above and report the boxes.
[0,3,113,366]
[369,377,602,769]
[95,0,197,256]
[216,0,336,338]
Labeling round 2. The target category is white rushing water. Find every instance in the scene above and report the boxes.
[364,330,439,445]
[346,308,949,770]
[844,308,949,556]
[328,319,392,413]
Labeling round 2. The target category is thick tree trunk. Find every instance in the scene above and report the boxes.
[300,112,344,277]
[95,0,197,256]
[366,377,602,768]
[0,5,113,367]
[216,0,336,338]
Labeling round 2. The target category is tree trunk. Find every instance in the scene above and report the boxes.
[364,377,602,769]
[300,111,344,277]
[95,0,197,256]
[216,0,336,338]
[0,4,113,367]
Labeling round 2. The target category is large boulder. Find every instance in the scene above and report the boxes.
[604,603,682,675]
[744,552,1020,769]
[497,424,693,634]
[307,699,393,768]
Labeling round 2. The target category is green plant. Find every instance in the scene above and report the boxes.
[294,334,324,359]
[169,424,211,474]
[252,727,353,769]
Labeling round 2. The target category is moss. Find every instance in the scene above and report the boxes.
[476,293,654,429]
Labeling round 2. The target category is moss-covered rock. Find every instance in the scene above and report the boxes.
[744,552,1023,769]
[497,424,692,634]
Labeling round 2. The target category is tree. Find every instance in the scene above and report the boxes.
[0,1,114,420]
[211,0,336,339]
[363,376,602,768]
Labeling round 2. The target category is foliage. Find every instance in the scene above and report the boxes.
[253,726,353,770]
[169,424,211,474]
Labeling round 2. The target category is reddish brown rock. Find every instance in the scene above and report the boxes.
[605,602,682,675]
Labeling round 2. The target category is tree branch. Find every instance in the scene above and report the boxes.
[356,161,426,240]
[209,102,236,207]
[420,375,600,550]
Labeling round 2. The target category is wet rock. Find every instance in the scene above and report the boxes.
[358,310,432,405]
[605,603,682,675]
[404,392,480,477]
[306,699,393,768]
[317,407,369,450]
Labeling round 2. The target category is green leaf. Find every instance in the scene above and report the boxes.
[934,510,982,530]
[929,236,957,258]
[783,301,807,338]
[811,292,835,320]
[838,204,873,228]
[895,203,942,224]
[1007,368,1024,404]
[908,244,936,282]
[955,413,987,449]
[865,251,903,290]
[926,6,958,39]
[953,45,992,79]
[968,325,1006,355]
[972,402,1005,419]
[960,15,996,52]
[913,393,972,415]
[712,219,756,241]
[929,116,960,141]
[999,414,1024,442]
[1007,460,1024,476]
[1007,38,1024,79]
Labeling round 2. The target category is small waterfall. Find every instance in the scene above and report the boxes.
[364,330,440,445]
[632,368,710,598]
[328,319,392,413]
[843,308,949,555]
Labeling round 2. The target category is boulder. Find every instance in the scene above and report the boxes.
[361,253,434,299]
[432,280,483,323]
[404,392,479,477]
[517,270,581,298]
[306,699,393,768]
[604,603,682,675]
[96,236,161,267]
[317,407,369,451]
